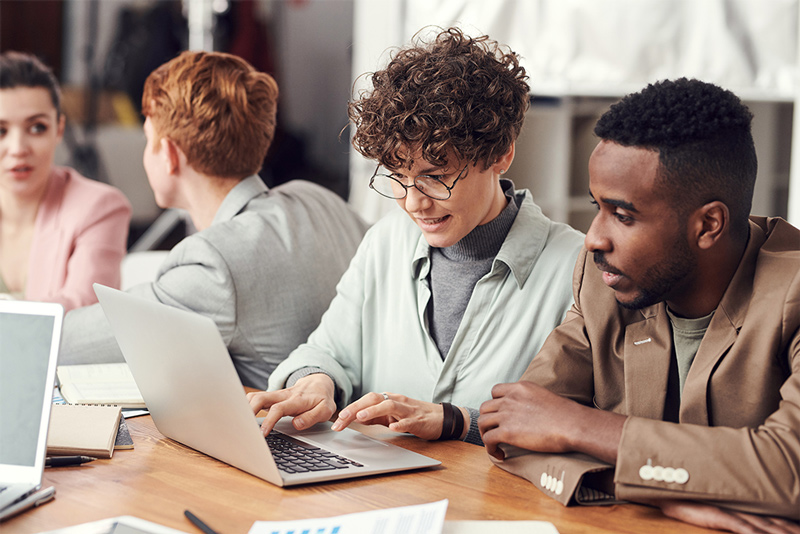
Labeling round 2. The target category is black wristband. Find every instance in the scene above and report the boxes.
[451,404,464,441]
[439,402,454,440]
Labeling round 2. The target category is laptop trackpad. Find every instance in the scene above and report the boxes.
[268,417,391,451]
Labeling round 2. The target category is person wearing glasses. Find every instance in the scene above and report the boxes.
[248,27,584,444]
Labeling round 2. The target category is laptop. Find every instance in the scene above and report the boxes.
[0,300,62,520]
[93,284,440,486]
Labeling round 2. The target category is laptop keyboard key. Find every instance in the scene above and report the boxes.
[266,430,362,475]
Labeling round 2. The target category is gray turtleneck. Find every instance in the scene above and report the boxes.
[428,180,520,359]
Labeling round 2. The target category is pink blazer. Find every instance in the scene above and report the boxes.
[25,166,132,311]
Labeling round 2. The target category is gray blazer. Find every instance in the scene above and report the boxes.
[59,177,369,389]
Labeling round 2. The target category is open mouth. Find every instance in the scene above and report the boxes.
[601,271,625,287]
[593,257,626,288]
[419,215,449,225]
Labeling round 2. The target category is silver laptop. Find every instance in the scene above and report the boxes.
[0,301,62,518]
[93,284,440,486]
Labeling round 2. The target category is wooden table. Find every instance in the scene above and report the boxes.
[6,415,715,534]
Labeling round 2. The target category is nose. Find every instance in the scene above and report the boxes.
[584,212,611,253]
[6,128,31,157]
[402,184,433,213]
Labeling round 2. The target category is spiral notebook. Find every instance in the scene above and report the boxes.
[57,363,146,409]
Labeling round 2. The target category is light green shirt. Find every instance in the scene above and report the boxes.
[268,187,585,410]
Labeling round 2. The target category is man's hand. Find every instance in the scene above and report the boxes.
[331,392,463,441]
[479,381,624,464]
[653,500,800,534]
[246,374,337,436]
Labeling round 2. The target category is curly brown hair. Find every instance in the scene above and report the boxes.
[348,27,529,171]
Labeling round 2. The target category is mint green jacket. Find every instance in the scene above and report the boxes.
[268,188,584,410]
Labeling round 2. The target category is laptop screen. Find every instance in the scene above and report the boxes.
[0,302,62,476]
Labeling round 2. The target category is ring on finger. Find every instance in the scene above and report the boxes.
[381,392,390,401]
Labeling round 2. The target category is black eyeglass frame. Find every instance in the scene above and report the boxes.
[368,164,469,201]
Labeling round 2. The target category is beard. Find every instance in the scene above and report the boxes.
[595,235,696,310]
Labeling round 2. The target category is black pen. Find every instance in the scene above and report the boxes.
[184,510,220,534]
[45,455,97,467]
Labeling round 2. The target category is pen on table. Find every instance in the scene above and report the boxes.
[45,455,97,467]
[184,510,221,534]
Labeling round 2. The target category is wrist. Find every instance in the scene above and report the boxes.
[296,372,335,397]
[456,406,469,440]
[437,402,467,441]
[568,404,625,464]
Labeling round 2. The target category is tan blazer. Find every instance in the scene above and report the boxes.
[495,217,800,519]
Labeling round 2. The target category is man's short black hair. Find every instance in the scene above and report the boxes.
[594,78,756,241]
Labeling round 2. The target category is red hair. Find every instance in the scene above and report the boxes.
[142,51,278,178]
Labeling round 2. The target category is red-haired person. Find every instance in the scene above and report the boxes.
[60,51,368,389]
[248,28,584,445]
[0,51,131,311]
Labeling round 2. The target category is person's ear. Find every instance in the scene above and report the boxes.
[692,201,729,250]
[55,114,66,141]
[493,143,516,176]
[161,137,181,176]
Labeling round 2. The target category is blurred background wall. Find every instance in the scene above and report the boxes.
[1,0,355,248]
[1,0,797,245]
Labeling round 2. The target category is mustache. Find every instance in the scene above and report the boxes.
[593,252,623,276]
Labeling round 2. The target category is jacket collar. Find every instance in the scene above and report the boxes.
[679,219,766,423]
[211,175,269,225]
[35,167,69,230]
[410,187,552,288]
[623,219,768,423]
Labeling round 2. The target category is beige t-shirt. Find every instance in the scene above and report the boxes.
[667,307,715,397]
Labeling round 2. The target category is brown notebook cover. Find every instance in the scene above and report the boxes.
[46,404,122,459]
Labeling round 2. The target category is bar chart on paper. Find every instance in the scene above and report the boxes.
[268,528,340,534]
[248,500,447,534]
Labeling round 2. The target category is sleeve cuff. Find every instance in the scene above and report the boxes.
[492,450,624,506]
[285,367,342,404]
[463,407,483,445]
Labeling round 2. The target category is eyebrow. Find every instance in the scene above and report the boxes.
[388,166,448,176]
[25,113,53,122]
[0,113,54,125]
[589,192,639,213]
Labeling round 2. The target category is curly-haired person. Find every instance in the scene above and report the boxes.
[249,27,584,445]
[480,78,800,533]
[59,51,368,389]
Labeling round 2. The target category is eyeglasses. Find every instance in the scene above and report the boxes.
[368,164,469,201]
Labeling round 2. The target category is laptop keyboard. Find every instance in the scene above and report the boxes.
[266,431,363,474]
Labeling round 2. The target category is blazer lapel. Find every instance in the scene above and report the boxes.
[679,220,764,425]
[624,306,673,419]
[27,169,66,296]
[678,317,738,425]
